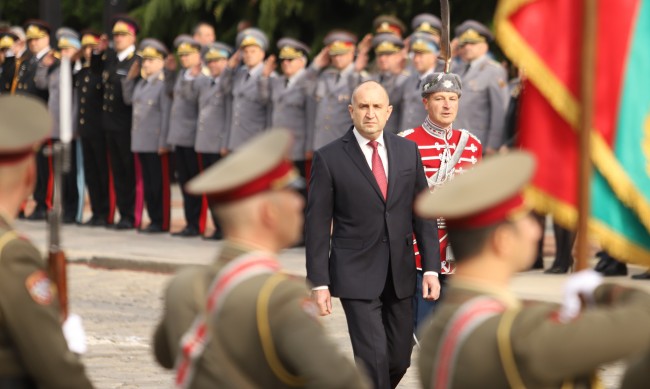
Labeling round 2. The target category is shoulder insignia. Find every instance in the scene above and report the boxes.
[101,54,107,61]
[158,72,165,81]
[360,70,369,78]
[300,297,320,321]
[201,66,211,77]
[398,128,415,137]
[459,129,482,144]
[52,51,61,60]
[126,52,134,60]
[25,270,54,305]
[401,69,411,77]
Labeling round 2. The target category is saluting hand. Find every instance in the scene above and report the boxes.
[262,54,276,77]
[312,47,330,70]
[311,289,333,316]
[422,274,441,301]
[227,50,241,69]
[42,51,55,67]
[96,34,109,53]
[127,60,141,80]
[357,33,373,55]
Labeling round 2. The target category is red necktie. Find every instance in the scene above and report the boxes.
[368,140,388,199]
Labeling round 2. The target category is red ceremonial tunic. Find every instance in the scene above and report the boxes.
[400,117,482,274]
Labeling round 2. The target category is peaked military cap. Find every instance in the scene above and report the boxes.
[373,15,406,38]
[236,28,268,51]
[409,32,439,54]
[0,95,50,165]
[139,38,168,59]
[0,31,18,49]
[80,29,100,47]
[174,34,200,55]
[56,27,80,50]
[111,15,139,36]
[455,20,494,44]
[24,20,50,40]
[415,151,535,229]
[277,37,310,60]
[186,128,303,203]
[323,30,357,56]
[411,13,442,37]
[421,72,462,98]
[202,42,233,61]
[9,26,26,42]
[371,33,404,55]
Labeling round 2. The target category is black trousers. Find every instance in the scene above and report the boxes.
[81,135,112,222]
[551,222,575,269]
[106,130,135,224]
[340,269,413,389]
[175,146,204,232]
[32,139,79,219]
[136,152,171,231]
[199,152,222,233]
[32,141,50,212]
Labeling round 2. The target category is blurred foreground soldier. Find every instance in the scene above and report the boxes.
[92,15,141,230]
[453,20,509,152]
[0,95,93,388]
[399,72,481,334]
[195,42,233,240]
[373,15,407,38]
[415,152,650,389]
[168,35,207,238]
[371,33,408,133]
[153,129,370,389]
[122,39,172,233]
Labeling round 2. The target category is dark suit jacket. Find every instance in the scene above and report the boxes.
[306,127,439,300]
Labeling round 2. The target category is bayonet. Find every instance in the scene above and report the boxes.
[440,0,452,73]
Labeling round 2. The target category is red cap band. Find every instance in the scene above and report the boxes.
[446,193,526,229]
[0,148,33,165]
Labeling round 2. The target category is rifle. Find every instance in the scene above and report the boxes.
[47,56,73,320]
[439,0,452,73]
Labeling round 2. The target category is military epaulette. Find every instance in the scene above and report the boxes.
[401,69,411,77]
[158,72,165,81]
[201,66,210,77]
[52,51,61,60]
[459,129,482,144]
[359,69,370,78]
[126,52,134,60]
[397,128,415,137]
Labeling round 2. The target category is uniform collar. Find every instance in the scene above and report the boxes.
[450,277,521,309]
[35,46,50,60]
[246,62,264,77]
[422,116,452,140]
[117,45,135,61]
[467,54,488,68]
[419,67,435,80]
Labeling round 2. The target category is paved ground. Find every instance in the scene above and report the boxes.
[13,185,650,388]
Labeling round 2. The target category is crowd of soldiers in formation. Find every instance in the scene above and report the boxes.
[0,13,513,240]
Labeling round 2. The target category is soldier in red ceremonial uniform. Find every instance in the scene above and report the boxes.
[399,72,482,336]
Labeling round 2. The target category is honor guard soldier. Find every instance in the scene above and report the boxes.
[91,15,141,230]
[399,72,482,334]
[153,129,370,389]
[194,42,233,240]
[453,20,509,153]
[0,28,27,94]
[121,39,172,234]
[34,27,84,224]
[222,28,271,152]
[311,30,369,150]
[411,13,443,42]
[373,15,407,38]
[260,37,316,214]
[0,95,94,388]
[167,35,208,238]
[370,33,408,133]
[76,30,112,227]
[396,32,439,133]
[415,151,650,389]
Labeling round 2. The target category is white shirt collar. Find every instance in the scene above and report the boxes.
[286,68,305,87]
[35,46,50,60]
[353,127,385,148]
[117,45,135,62]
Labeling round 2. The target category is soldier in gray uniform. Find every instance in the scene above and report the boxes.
[396,32,439,132]
[373,15,407,38]
[167,35,208,237]
[453,20,509,153]
[312,30,369,150]
[34,27,83,224]
[370,33,408,133]
[194,42,233,240]
[411,13,442,42]
[122,39,172,234]
[222,28,270,152]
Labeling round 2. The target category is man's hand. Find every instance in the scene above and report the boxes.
[158,147,170,155]
[127,60,141,80]
[422,274,441,301]
[310,289,333,316]
[42,51,55,67]
[227,50,241,69]
[262,54,276,77]
[312,47,330,70]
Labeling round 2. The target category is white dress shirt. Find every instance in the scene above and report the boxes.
[353,127,388,176]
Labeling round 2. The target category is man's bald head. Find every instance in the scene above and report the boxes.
[351,80,390,106]
[349,81,393,140]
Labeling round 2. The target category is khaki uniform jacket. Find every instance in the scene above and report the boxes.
[0,214,93,388]
[418,279,650,389]
[153,241,369,388]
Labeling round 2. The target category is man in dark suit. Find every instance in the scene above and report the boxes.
[306,80,440,389]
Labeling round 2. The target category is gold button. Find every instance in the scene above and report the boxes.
[109,95,114,101]
[80,108,85,114]
[82,86,87,92]
[85,76,89,82]
[103,105,107,110]
[81,97,86,103]
[80,118,85,125]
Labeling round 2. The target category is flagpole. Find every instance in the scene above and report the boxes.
[575,0,597,271]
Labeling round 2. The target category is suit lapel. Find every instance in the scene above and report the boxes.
[384,132,398,203]
[342,129,385,202]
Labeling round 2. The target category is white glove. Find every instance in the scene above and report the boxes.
[62,313,88,354]
[558,269,603,323]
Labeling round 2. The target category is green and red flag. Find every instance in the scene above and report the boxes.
[494,0,650,265]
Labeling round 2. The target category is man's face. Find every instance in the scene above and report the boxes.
[423,91,459,128]
[207,58,227,77]
[412,51,436,74]
[179,51,200,69]
[142,57,164,77]
[348,82,392,140]
[82,46,93,60]
[280,57,305,78]
[330,50,354,70]
[27,36,48,54]
[375,52,402,73]
[241,45,265,68]
[193,25,215,46]
[270,189,305,249]
[459,41,488,62]
[113,33,135,52]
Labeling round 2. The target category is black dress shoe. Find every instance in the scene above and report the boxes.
[203,230,224,240]
[172,226,200,237]
[140,224,166,234]
[26,208,47,221]
[601,260,628,276]
[83,216,108,227]
[63,214,76,224]
[631,271,650,280]
[544,266,570,274]
[113,219,134,230]
[18,210,26,219]
[530,257,544,270]
[594,254,613,272]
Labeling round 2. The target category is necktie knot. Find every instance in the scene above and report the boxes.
[368,140,379,150]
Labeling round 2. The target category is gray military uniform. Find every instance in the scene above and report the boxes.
[122,71,172,152]
[34,60,79,139]
[194,75,231,154]
[313,63,368,150]
[453,55,509,150]
[260,68,317,159]
[222,63,270,151]
[372,71,409,134]
[166,69,204,148]
[396,69,434,132]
